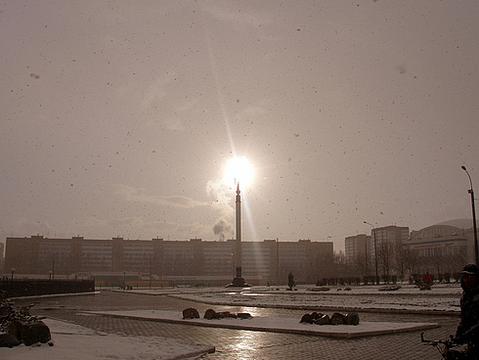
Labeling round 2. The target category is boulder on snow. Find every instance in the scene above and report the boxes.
[204,309,218,320]
[300,313,313,324]
[330,312,346,325]
[345,312,360,325]
[237,312,252,320]
[8,320,51,346]
[315,314,331,325]
[182,308,200,319]
[0,333,21,348]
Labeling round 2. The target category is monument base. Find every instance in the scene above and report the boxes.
[225,277,250,288]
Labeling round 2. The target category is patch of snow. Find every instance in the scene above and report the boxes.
[119,284,462,296]
[165,288,461,314]
[85,310,440,338]
[113,284,462,314]
[0,318,214,360]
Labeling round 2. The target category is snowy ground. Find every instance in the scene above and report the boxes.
[86,309,439,338]
[118,284,462,314]
[113,283,462,296]
[0,318,215,360]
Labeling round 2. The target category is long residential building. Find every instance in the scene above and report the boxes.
[4,236,334,285]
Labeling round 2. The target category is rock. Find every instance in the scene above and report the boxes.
[218,311,237,319]
[344,287,352,291]
[330,312,346,325]
[203,309,249,320]
[345,312,360,325]
[204,309,218,320]
[1,295,50,347]
[300,313,313,324]
[48,341,54,346]
[6,320,22,340]
[310,312,322,321]
[237,312,252,319]
[0,333,21,348]
[315,314,330,325]
[8,320,51,346]
[18,320,51,346]
[182,308,200,319]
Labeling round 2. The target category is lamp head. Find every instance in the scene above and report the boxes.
[461,165,467,171]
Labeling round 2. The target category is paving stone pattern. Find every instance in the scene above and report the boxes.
[18,291,458,360]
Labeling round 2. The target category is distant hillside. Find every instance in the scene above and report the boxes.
[435,218,474,229]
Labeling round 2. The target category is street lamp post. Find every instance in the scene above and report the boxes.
[51,258,55,280]
[461,166,478,265]
[364,221,379,285]
[148,257,152,289]
[11,268,15,281]
[364,239,368,280]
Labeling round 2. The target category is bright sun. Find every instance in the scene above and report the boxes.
[223,156,255,188]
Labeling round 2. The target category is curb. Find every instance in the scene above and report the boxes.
[167,294,460,316]
[8,291,100,301]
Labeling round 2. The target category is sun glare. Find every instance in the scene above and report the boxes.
[223,156,255,188]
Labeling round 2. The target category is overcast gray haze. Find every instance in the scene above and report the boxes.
[1,0,478,252]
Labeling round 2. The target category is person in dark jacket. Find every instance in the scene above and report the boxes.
[455,263,479,358]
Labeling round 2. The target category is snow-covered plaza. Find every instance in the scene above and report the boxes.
[2,284,463,359]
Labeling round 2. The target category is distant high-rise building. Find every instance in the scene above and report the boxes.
[344,234,370,266]
[368,225,409,278]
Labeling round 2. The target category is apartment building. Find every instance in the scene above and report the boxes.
[344,234,370,265]
[4,235,334,284]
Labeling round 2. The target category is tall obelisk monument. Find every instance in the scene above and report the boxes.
[231,182,246,287]
[235,183,242,279]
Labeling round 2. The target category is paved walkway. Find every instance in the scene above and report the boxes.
[18,291,459,360]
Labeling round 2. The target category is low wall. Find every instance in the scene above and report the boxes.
[0,279,95,298]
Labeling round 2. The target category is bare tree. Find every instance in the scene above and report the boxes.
[377,240,395,282]
[351,253,368,279]
[400,246,419,278]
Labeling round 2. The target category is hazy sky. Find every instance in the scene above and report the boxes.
[1,1,478,251]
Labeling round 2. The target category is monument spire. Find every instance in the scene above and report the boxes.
[235,182,242,278]
[229,181,247,287]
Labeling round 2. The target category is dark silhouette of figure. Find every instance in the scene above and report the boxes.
[455,263,479,358]
[287,272,295,290]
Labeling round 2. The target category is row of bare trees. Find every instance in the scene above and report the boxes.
[334,245,467,282]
